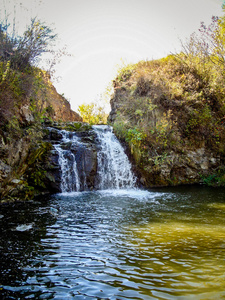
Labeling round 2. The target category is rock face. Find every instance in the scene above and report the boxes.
[39,76,82,122]
[44,126,98,193]
[108,57,225,187]
[0,69,82,201]
[0,135,31,199]
[0,122,98,201]
[110,94,222,187]
[74,132,98,190]
[137,148,221,187]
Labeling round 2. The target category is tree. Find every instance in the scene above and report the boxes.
[78,101,108,125]
[14,18,57,70]
[0,17,57,71]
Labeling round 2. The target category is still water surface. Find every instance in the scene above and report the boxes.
[0,186,225,299]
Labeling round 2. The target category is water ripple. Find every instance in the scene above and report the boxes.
[0,187,225,299]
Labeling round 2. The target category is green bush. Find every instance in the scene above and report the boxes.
[201,168,225,186]
[126,128,146,146]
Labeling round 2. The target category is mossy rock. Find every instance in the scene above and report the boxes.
[60,141,72,150]
[51,122,92,132]
[28,142,53,165]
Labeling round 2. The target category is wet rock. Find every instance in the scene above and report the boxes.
[45,126,98,192]
[43,151,61,193]
[74,144,97,190]
[48,128,63,141]
[60,142,72,150]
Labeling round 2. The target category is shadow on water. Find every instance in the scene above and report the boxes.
[0,186,225,299]
[0,197,58,299]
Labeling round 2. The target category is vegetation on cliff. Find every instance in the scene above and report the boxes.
[109,13,225,187]
[0,17,81,202]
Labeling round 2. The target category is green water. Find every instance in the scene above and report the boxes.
[0,186,225,299]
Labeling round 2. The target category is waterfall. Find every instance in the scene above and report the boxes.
[93,125,136,190]
[52,125,136,192]
[53,130,81,193]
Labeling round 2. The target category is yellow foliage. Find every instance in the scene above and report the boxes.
[78,102,108,125]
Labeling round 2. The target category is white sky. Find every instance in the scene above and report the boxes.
[1,0,224,112]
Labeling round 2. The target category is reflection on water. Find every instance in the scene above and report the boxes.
[0,186,225,299]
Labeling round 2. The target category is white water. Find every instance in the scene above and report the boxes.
[93,125,136,190]
[54,130,80,192]
[53,125,136,192]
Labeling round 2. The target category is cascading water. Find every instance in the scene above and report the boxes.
[53,125,136,192]
[53,130,81,193]
[93,125,136,189]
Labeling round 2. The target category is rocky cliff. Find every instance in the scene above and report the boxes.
[37,73,82,123]
[0,68,82,202]
[108,56,225,187]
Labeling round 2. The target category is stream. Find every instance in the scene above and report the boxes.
[0,186,225,299]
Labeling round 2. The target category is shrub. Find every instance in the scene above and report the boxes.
[78,101,108,125]
[126,128,146,147]
[0,18,57,71]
